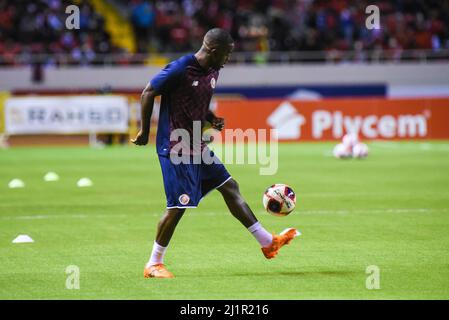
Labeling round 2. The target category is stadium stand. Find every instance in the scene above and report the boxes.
[118,0,449,53]
[0,0,448,65]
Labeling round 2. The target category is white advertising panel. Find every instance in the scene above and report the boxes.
[5,96,129,135]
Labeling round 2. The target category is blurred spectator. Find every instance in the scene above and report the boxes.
[131,0,155,52]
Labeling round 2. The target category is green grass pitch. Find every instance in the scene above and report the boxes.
[1,141,449,299]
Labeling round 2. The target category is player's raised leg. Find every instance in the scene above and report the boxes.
[144,208,185,278]
[217,178,298,259]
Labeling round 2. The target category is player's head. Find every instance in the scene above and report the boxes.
[202,28,234,70]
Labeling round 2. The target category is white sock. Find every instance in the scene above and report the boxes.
[147,241,168,267]
[248,222,273,248]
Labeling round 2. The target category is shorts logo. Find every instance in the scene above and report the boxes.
[210,78,216,89]
[179,194,190,205]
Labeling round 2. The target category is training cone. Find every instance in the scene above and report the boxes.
[77,178,93,188]
[12,235,34,244]
[8,179,25,189]
[44,172,60,182]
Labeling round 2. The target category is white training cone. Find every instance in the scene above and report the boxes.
[8,179,25,189]
[12,235,34,243]
[44,172,60,182]
[77,177,93,188]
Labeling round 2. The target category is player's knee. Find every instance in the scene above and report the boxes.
[163,208,185,221]
[176,208,186,217]
[169,208,185,216]
[229,179,239,193]
[228,179,240,192]
[219,178,240,197]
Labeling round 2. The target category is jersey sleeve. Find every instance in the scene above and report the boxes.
[150,59,186,95]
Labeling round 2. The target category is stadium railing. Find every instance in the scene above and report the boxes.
[1,49,449,66]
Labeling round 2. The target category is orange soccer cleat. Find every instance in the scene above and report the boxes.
[261,228,300,259]
[144,264,175,278]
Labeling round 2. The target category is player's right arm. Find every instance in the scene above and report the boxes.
[131,82,157,146]
[131,57,185,146]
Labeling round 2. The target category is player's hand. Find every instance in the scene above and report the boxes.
[131,130,149,146]
[211,117,225,131]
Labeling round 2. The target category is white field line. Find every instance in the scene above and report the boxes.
[1,208,445,221]
[300,192,449,198]
[370,142,449,151]
[193,208,437,216]
[0,213,159,220]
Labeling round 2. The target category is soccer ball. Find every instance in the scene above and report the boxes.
[333,143,352,159]
[342,133,359,148]
[263,184,297,216]
[353,142,369,158]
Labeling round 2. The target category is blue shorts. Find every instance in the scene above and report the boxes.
[158,150,231,209]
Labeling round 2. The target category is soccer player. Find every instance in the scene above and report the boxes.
[132,28,298,278]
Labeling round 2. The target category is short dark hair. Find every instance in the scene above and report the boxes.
[204,28,234,50]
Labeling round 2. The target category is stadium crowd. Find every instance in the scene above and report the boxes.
[1,0,448,65]
[125,0,449,53]
[0,0,120,65]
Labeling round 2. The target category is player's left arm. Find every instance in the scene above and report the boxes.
[206,110,225,131]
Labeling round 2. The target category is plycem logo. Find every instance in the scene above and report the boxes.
[312,110,429,139]
[267,101,305,139]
